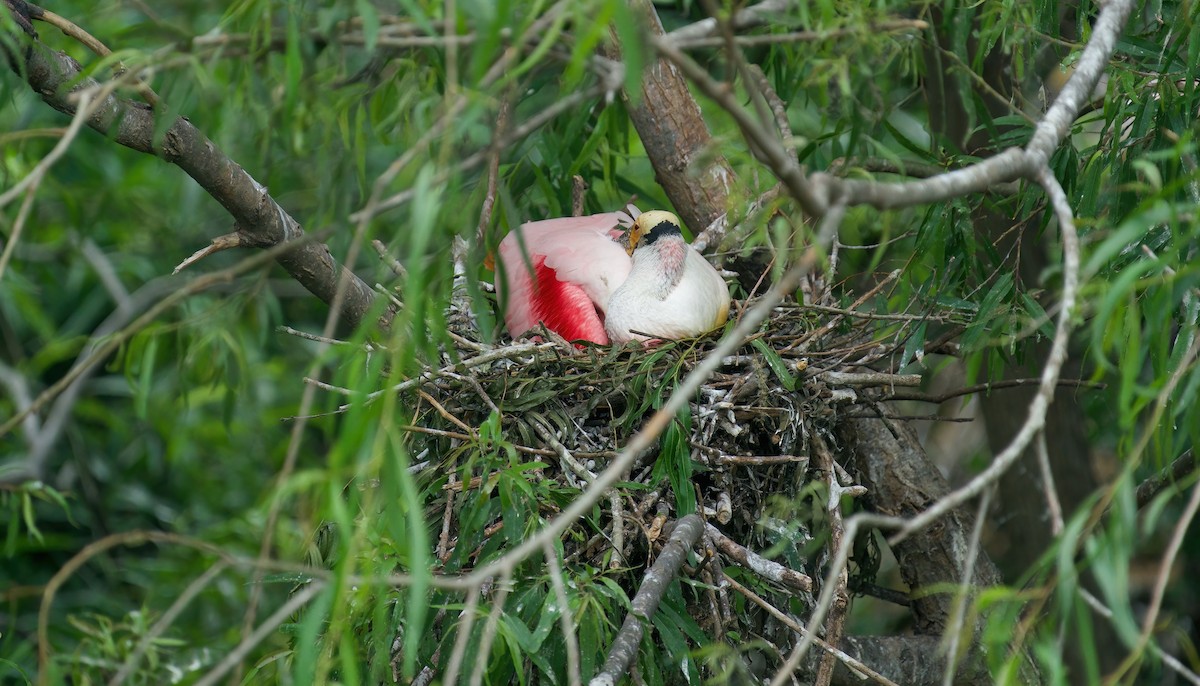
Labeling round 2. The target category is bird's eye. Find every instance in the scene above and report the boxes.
[625,220,644,256]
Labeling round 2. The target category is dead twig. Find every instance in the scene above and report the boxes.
[811,433,849,686]
[723,575,900,686]
[1135,449,1196,509]
[705,523,812,592]
[173,232,243,274]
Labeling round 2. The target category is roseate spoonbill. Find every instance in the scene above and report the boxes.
[497,207,730,345]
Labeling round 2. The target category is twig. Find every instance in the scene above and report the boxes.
[692,184,781,254]
[1106,478,1200,683]
[1135,449,1196,508]
[418,389,475,437]
[109,561,230,686]
[304,341,556,401]
[800,303,946,322]
[0,361,39,452]
[410,425,592,461]
[438,474,457,564]
[80,239,132,313]
[939,484,994,686]
[439,585,482,686]
[572,175,587,217]
[531,417,596,485]
[705,523,812,592]
[716,454,809,467]
[934,44,1036,126]
[812,433,848,686]
[884,377,1103,403]
[840,413,975,422]
[698,554,725,640]
[672,20,929,48]
[544,541,583,686]
[372,239,408,278]
[590,514,705,686]
[664,0,793,44]
[467,571,513,686]
[821,371,922,387]
[723,575,900,686]
[278,325,368,347]
[0,87,103,280]
[649,32,823,218]
[32,6,160,106]
[849,581,910,607]
[193,582,325,686]
[173,232,242,274]
[609,489,626,569]
[1034,430,1065,535]
[37,531,225,676]
[786,270,902,352]
[454,96,509,319]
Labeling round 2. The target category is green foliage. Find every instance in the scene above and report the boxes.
[3,0,1200,683]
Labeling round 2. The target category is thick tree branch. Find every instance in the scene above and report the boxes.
[835,408,1004,634]
[649,31,825,218]
[591,514,705,686]
[609,0,734,235]
[5,27,388,333]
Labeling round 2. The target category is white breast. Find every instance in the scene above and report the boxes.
[604,245,730,343]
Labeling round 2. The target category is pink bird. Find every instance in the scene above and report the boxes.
[497,207,730,345]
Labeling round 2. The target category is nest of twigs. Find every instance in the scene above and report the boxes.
[376,283,925,582]
[306,278,937,677]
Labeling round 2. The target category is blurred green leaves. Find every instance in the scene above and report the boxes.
[2,0,1200,683]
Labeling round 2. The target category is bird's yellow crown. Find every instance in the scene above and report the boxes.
[626,210,681,256]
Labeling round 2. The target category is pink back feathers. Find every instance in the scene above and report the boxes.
[497,212,634,344]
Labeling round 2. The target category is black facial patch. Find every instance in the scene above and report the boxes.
[641,220,682,246]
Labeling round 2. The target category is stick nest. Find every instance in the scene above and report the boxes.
[302,283,934,658]
[363,291,921,601]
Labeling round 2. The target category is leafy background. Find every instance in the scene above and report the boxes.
[2,0,1199,683]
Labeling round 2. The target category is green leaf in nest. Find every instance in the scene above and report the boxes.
[654,403,695,515]
[751,339,796,391]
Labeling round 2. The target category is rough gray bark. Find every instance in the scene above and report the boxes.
[608,0,734,236]
[837,409,1004,632]
[804,636,991,686]
[836,407,1042,683]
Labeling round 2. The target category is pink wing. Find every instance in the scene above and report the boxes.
[498,212,633,344]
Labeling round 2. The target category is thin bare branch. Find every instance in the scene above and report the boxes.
[1107,478,1200,683]
[724,575,901,686]
[544,542,583,686]
[812,433,849,686]
[193,581,325,686]
[1136,449,1196,508]
[706,523,812,592]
